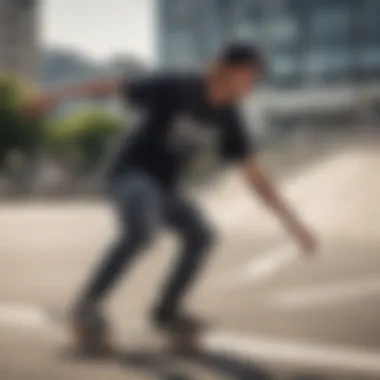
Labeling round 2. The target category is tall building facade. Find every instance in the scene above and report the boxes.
[158,0,380,127]
[0,0,39,80]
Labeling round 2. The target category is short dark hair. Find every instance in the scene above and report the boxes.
[218,42,264,70]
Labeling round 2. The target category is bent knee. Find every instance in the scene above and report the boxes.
[130,228,156,249]
[185,225,217,251]
[117,223,157,251]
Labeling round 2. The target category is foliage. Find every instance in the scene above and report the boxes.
[0,75,46,169]
[49,109,123,173]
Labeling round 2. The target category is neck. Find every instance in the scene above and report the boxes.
[204,65,231,106]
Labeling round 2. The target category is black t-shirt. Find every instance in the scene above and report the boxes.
[107,72,256,189]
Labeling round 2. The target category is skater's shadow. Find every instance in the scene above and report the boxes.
[116,347,273,380]
[59,346,325,380]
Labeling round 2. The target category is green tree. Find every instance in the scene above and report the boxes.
[0,76,22,164]
[49,109,123,174]
[0,75,46,171]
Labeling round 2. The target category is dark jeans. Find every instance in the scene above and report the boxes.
[77,169,215,318]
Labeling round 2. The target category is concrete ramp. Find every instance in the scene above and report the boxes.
[202,145,380,240]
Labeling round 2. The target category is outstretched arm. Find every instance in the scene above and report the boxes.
[241,156,317,257]
[24,77,122,116]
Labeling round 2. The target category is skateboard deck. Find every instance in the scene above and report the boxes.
[46,307,205,358]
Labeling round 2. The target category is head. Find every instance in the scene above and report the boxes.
[209,43,264,103]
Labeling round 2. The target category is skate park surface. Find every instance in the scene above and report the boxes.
[1,132,380,380]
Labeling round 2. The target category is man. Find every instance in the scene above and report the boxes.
[27,43,317,347]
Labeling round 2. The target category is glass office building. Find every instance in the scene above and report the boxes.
[158,0,380,87]
[158,0,380,127]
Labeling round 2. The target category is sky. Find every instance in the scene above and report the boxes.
[41,0,155,63]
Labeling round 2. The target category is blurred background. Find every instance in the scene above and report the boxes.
[0,1,379,380]
[0,0,379,196]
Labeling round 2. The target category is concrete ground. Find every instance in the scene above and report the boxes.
[0,134,379,380]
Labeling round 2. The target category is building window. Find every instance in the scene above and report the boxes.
[233,0,264,42]
[362,48,380,69]
[355,0,380,80]
[165,0,194,33]
[304,1,354,84]
[267,15,298,46]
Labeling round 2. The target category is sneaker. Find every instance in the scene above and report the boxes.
[70,303,113,352]
[152,310,207,335]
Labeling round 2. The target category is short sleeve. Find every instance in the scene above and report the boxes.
[121,74,176,108]
[220,106,257,163]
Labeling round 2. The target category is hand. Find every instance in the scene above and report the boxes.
[294,224,318,258]
[286,219,318,258]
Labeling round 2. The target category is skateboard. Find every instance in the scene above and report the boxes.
[46,307,205,358]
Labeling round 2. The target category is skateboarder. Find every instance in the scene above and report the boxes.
[26,43,317,347]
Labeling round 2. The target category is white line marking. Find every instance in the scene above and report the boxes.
[232,150,368,285]
[270,276,380,310]
[245,246,297,282]
[219,246,298,288]
[0,304,49,329]
[202,332,380,375]
[1,304,380,375]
